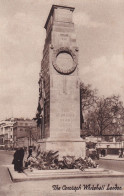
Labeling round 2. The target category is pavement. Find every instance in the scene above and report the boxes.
[8,164,124,183]
[5,167,124,196]
[6,165,124,195]
[100,155,124,161]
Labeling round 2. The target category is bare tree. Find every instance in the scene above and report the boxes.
[84,95,124,136]
[80,82,98,132]
[80,82,98,111]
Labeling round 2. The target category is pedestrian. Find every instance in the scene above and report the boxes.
[96,150,99,160]
[119,149,121,158]
[19,147,24,172]
[123,150,124,158]
[12,147,19,171]
[12,146,24,173]
[27,147,32,159]
[36,144,41,158]
[13,146,21,171]
[86,148,89,157]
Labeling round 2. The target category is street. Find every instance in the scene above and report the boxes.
[96,159,124,173]
[0,150,14,196]
[0,150,124,196]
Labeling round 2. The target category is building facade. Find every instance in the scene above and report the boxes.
[0,119,14,148]
[13,118,37,148]
[0,118,37,149]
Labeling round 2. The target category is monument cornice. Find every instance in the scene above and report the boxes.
[38,138,84,143]
[44,5,75,30]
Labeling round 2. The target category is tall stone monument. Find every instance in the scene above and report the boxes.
[37,5,85,158]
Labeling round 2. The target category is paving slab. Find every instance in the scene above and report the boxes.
[8,165,124,182]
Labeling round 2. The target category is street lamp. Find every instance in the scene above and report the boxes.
[27,127,32,148]
[29,127,32,147]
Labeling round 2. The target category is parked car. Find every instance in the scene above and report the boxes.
[0,145,5,150]
[89,149,99,160]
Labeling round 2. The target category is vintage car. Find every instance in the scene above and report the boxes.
[88,149,99,160]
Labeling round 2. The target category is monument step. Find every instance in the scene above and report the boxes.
[25,167,106,173]
[8,166,124,182]
[24,168,110,178]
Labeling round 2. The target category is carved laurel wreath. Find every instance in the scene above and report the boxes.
[52,47,78,74]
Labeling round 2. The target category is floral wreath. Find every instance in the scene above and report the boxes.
[52,47,78,74]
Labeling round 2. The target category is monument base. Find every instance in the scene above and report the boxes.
[8,165,124,182]
[38,138,86,159]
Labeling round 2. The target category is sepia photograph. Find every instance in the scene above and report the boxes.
[0,0,124,195]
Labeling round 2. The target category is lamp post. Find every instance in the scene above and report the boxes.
[29,127,32,147]
[27,127,32,148]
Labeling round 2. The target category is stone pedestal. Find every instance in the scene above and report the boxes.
[37,5,85,158]
[38,138,85,159]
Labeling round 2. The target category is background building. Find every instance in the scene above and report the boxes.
[13,118,37,148]
[0,119,14,148]
[0,118,37,149]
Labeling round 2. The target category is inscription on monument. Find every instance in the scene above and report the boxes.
[59,34,69,46]
[57,111,76,132]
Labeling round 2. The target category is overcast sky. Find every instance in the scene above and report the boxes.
[0,0,124,120]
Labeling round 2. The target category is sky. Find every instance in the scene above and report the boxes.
[0,0,124,120]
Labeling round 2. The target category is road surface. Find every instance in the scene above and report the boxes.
[96,159,124,173]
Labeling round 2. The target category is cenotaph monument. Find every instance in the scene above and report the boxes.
[37,5,85,158]
[8,5,124,183]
